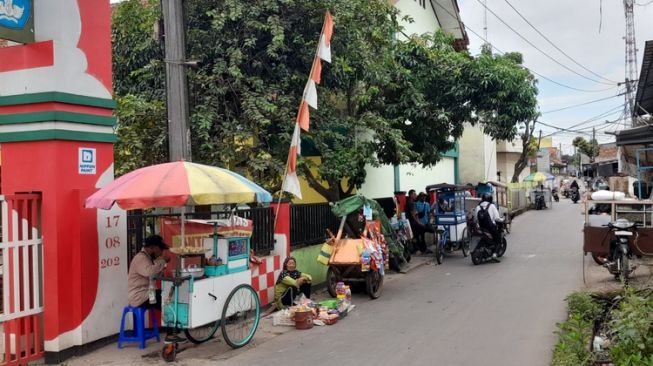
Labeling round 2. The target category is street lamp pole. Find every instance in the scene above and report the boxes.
[162,0,192,162]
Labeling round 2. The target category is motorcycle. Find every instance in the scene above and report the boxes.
[562,188,570,199]
[552,188,559,202]
[471,220,507,265]
[535,191,547,210]
[571,187,580,203]
[603,219,640,283]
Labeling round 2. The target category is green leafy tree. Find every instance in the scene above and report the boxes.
[573,136,600,163]
[112,0,539,201]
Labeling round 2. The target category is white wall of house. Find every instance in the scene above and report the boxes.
[459,124,497,184]
[358,158,455,198]
[400,158,455,192]
[394,0,440,39]
[358,165,396,198]
[497,152,529,183]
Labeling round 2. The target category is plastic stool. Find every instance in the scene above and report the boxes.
[118,306,160,349]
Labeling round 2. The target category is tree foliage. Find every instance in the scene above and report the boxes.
[111,0,539,201]
[573,136,600,163]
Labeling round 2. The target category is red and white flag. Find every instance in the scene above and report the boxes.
[281,124,303,198]
[282,11,334,198]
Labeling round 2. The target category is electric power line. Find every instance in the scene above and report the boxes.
[541,93,625,114]
[431,0,619,93]
[503,0,617,84]
[475,0,617,86]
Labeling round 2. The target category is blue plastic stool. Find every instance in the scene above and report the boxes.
[118,306,160,349]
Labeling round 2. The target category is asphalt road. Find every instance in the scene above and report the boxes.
[221,199,584,366]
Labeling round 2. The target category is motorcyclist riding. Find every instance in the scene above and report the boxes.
[474,193,504,262]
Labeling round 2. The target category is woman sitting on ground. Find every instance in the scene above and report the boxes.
[274,256,312,310]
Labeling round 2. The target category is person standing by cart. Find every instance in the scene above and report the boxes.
[128,235,170,310]
[406,190,432,254]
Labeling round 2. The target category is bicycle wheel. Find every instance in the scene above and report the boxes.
[434,232,445,265]
[221,284,260,348]
[184,319,220,344]
[461,228,470,257]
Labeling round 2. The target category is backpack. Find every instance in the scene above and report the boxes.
[477,204,494,230]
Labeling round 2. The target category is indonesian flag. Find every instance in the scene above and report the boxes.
[281,11,334,198]
[281,124,303,199]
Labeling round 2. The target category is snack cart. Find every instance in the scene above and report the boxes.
[324,195,400,300]
[84,161,273,362]
[160,221,259,361]
[427,184,472,264]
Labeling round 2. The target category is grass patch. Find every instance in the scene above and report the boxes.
[552,288,653,366]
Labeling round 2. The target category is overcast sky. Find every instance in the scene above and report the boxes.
[459,0,653,153]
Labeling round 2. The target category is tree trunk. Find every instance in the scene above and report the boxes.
[300,165,339,202]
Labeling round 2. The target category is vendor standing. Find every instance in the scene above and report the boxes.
[128,235,170,309]
[274,257,312,310]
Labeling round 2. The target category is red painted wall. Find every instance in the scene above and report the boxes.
[1,141,113,341]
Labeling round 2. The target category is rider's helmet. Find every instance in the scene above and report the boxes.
[481,193,493,204]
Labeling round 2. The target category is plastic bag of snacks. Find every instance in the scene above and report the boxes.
[272,309,295,326]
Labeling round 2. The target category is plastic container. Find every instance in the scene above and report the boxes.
[205,265,227,277]
[293,310,314,330]
[345,286,352,302]
[336,282,346,300]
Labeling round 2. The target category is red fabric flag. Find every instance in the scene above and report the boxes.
[324,11,334,45]
[310,57,322,84]
[297,100,310,131]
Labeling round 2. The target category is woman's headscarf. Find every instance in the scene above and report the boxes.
[276,256,301,284]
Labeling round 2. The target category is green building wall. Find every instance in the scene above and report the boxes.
[291,244,328,285]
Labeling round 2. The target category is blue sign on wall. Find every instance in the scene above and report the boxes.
[0,0,34,43]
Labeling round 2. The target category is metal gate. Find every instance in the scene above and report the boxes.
[0,194,43,365]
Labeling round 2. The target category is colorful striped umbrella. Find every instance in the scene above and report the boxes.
[85,161,272,210]
[523,172,555,182]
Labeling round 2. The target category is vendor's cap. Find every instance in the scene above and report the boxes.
[143,235,169,250]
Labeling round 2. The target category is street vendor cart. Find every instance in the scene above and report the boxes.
[427,184,472,264]
[85,161,272,362]
[324,195,405,299]
[583,199,653,283]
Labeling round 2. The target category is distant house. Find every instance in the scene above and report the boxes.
[581,143,618,178]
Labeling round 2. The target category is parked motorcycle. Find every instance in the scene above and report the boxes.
[471,220,507,265]
[571,187,580,203]
[552,188,560,202]
[535,192,547,210]
[603,219,640,283]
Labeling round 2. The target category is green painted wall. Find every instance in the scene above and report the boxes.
[291,244,328,285]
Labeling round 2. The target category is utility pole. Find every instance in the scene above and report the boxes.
[162,0,192,161]
[624,0,638,127]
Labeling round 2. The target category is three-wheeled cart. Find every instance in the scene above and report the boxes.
[427,184,472,264]
[325,195,399,299]
[159,221,260,362]
[583,199,653,283]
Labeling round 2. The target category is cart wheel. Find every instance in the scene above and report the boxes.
[161,343,177,363]
[184,318,220,344]
[434,241,444,265]
[221,284,260,348]
[366,270,383,299]
[326,266,339,298]
[591,252,609,265]
[461,228,470,257]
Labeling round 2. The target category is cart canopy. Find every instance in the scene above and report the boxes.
[330,194,402,256]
